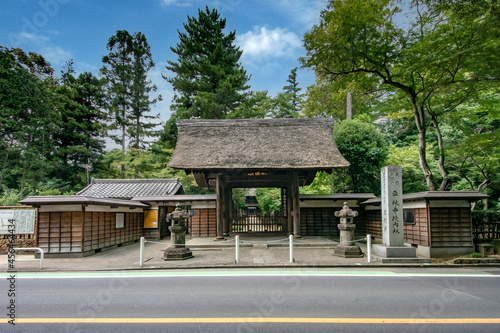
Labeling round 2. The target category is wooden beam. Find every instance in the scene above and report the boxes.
[292,172,301,238]
[216,174,225,240]
[193,172,208,188]
[224,186,232,236]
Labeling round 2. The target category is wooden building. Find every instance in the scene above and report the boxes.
[361,191,488,257]
[18,178,183,257]
[167,118,350,239]
[131,195,217,238]
[18,196,148,257]
[299,193,377,237]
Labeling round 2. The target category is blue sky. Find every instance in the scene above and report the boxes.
[1,0,327,121]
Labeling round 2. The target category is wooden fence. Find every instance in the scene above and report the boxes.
[472,211,500,242]
[232,209,284,232]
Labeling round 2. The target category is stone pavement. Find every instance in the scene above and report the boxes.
[0,235,489,272]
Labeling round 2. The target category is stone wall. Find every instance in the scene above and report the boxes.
[0,235,37,254]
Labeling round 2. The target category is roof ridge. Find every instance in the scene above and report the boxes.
[177,118,334,127]
[92,178,179,183]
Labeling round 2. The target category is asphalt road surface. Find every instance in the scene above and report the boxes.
[2,268,500,332]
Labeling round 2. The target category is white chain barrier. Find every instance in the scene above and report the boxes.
[138,234,373,266]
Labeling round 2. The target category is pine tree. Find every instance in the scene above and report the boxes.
[129,32,161,150]
[101,30,134,152]
[53,60,107,187]
[165,6,250,120]
[282,67,302,114]
[101,30,160,151]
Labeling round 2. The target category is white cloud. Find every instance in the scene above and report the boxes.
[157,0,191,7]
[15,32,50,43]
[236,26,301,61]
[40,45,72,66]
[276,0,326,28]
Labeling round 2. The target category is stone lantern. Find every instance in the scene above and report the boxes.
[162,203,194,260]
[333,202,363,258]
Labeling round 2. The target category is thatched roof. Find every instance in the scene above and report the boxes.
[168,119,349,171]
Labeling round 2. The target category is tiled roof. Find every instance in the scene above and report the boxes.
[19,195,149,208]
[76,178,183,199]
[361,191,489,205]
[300,193,377,200]
[131,194,216,202]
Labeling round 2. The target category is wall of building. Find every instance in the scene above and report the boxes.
[429,207,473,247]
[190,208,217,237]
[300,208,339,237]
[37,210,143,257]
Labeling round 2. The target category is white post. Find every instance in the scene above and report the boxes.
[289,234,294,263]
[367,234,371,263]
[235,235,240,263]
[39,249,44,270]
[139,237,145,267]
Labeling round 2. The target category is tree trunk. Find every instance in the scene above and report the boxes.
[121,106,126,179]
[430,115,450,191]
[411,100,437,191]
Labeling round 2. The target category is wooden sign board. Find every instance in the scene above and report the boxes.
[144,210,158,229]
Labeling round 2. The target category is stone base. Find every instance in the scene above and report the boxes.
[371,255,431,264]
[162,247,194,261]
[477,243,495,257]
[372,244,417,258]
[333,245,364,258]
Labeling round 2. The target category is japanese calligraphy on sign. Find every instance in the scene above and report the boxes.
[380,166,404,246]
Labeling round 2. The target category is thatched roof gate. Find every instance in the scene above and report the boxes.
[168,118,349,239]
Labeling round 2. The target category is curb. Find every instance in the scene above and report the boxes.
[4,262,500,273]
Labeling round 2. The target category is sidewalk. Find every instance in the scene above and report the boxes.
[1,235,497,272]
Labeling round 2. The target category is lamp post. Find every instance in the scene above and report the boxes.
[333,202,363,258]
[162,203,194,260]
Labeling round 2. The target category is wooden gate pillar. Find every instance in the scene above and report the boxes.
[292,172,301,238]
[281,187,288,234]
[216,174,225,240]
[223,186,231,236]
[286,184,293,235]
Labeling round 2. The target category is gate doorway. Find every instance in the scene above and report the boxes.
[231,188,286,234]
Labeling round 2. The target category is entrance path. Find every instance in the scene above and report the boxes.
[251,244,276,264]
[1,235,467,272]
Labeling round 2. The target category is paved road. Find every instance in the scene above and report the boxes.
[2,268,500,332]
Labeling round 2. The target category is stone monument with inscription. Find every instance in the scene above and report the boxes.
[372,165,419,261]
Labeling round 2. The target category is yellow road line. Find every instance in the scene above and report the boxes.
[2,318,500,324]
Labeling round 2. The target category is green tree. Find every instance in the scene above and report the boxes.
[101,30,134,152]
[301,0,500,191]
[304,75,383,120]
[165,7,251,121]
[0,47,57,196]
[331,119,388,194]
[129,32,162,149]
[255,188,281,214]
[52,60,107,188]
[446,90,500,208]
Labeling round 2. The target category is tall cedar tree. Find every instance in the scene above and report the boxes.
[0,47,56,195]
[282,67,302,116]
[53,60,107,188]
[129,32,161,150]
[101,30,160,151]
[272,67,302,118]
[165,7,250,122]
